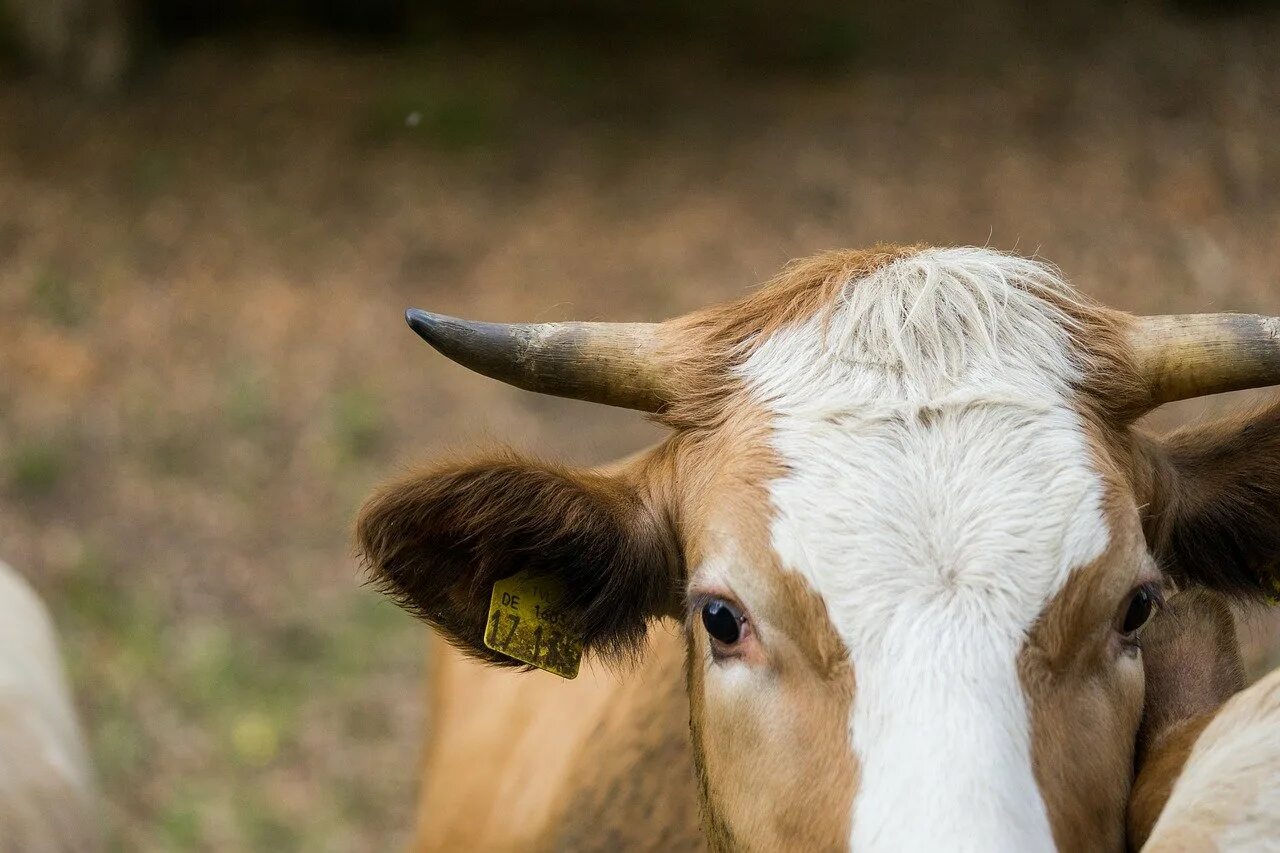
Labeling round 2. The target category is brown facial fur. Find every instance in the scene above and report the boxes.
[1019,477,1151,852]
[688,568,856,853]
[674,400,857,851]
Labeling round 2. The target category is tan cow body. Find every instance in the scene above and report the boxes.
[416,632,698,851]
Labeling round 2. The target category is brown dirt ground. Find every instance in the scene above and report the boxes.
[2,6,1280,849]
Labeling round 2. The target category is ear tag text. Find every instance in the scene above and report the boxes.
[484,571,583,679]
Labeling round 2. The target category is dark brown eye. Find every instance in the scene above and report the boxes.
[1121,586,1159,637]
[702,599,743,645]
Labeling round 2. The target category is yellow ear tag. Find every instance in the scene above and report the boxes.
[1265,573,1280,607]
[484,571,583,679]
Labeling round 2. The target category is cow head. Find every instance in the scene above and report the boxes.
[358,246,1280,850]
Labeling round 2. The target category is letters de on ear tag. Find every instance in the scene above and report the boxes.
[484,571,583,679]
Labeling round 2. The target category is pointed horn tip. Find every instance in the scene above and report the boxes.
[405,308,446,343]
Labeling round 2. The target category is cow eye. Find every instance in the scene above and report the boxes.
[702,599,744,646]
[1120,584,1161,637]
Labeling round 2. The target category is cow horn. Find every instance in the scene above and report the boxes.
[1132,314,1280,407]
[405,309,671,411]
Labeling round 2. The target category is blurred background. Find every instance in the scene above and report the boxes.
[2,0,1280,848]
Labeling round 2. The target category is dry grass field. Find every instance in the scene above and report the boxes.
[2,5,1280,848]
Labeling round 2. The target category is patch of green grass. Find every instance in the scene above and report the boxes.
[225,367,273,436]
[229,709,281,769]
[173,602,411,744]
[57,541,121,632]
[337,776,386,826]
[130,149,178,200]
[73,590,167,794]
[177,629,295,729]
[706,4,867,73]
[69,581,422,849]
[148,429,203,478]
[243,808,293,851]
[31,267,92,327]
[56,544,168,699]
[541,42,617,98]
[417,93,499,149]
[0,6,24,70]
[92,715,146,792]
[774,9,868,73]
[332,387,387,461]
[179,625,244,707]
[6,440,67,497]
[156,793,203,849]
[365,79,502,151]
[54,538,421,850]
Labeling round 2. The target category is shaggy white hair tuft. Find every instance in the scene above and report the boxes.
[743,247,1092,416]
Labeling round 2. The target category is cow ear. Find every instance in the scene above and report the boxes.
[355,448,680,668]
[1134,588,1244,762]
[1146,400,1280,600]
[1128,588,1244,849]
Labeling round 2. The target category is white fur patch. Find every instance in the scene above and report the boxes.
[736,248,1110,850]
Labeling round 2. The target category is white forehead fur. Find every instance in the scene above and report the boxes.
[734,247,1111,850]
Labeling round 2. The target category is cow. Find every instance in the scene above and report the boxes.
[0,559,99,851]
[357,245,1280,850]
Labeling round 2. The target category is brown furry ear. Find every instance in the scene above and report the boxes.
[1148,399,1280,599]
[355,449,679,668]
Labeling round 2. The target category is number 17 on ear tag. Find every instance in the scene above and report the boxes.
[484,571,583,679]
